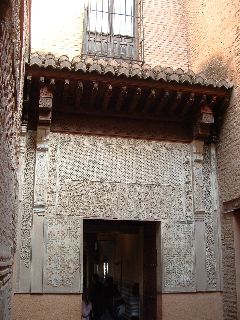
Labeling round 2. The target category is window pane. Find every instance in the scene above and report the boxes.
[89,0,109,33]
[112,0,134,36]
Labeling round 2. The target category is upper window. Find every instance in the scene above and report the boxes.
[83,0,144,61]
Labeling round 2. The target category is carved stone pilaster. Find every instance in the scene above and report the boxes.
[191,140,207,291]
[33,86,53,215]
[31,86,53,293]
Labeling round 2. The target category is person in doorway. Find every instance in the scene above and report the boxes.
[82,289,93,320]
[129,283,140,320]
[89,274,104,320]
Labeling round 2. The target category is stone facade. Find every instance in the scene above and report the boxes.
[1,0,239,319]
[0,1,28,319]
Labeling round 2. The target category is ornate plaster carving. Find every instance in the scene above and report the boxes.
[18,132,220,293]
[44,216,82,292]
[19,131,36,268]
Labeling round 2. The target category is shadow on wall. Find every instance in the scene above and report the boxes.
[0,0,11,21]
[200,55,229,80]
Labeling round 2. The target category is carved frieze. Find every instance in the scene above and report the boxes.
[162,222,195,290]
[49,134,193,223]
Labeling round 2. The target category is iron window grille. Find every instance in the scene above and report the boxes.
[83,0,144,62]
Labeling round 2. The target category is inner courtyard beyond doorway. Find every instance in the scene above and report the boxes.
[83,220,160,320]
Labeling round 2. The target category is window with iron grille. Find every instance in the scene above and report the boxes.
[83,0,144,61]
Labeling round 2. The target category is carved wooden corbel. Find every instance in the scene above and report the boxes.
[103,84,112,111]
[116,86,127,112]
[90,81,99,108]
[156,91,169,115]
[193,96,214,139]
[169,92,182,114]
[38,86,53,126]
[75,81,83,108]
[129,87,141,113]
[143,89,156,113]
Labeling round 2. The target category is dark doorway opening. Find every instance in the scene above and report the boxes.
[83,219,159,320]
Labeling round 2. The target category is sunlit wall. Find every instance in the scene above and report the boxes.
[31,0,84,58]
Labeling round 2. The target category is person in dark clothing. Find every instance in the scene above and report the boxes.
[103,276,114,317]
[89,274,104,320]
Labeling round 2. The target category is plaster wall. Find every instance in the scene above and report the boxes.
[161,292,223,320]
[12,294,82,320]
[12,292,223,320]
[30,0,189,69]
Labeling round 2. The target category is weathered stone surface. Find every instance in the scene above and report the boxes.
[0,1,28,319]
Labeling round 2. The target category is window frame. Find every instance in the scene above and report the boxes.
[82,0,144,62]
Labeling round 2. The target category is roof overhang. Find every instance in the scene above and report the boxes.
[23,52,232,142]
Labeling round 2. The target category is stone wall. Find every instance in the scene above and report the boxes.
[185,1,240,319]
[0,1,28,319]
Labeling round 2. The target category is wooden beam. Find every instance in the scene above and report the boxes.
[129,87,141,113]
[143,89,157,113]
[63,79,70,103]
[115,86,127,112]
[200,94,207,106]
[155,91,170,115]
[102,84,112,112]
[49,78,56,92]
[27,66,231,98]
[181,93,195,116]
[90,81,98,109]
[168,92,182,114]
[75,81,83,108]
[209,96,217,110]
[39,76,45,88]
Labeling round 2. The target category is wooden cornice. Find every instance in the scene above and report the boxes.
[23,53,233,141]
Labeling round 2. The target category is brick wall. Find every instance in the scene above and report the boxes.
[31,0,84,59]
[185,1,240,319]
[31,0,190,70]
[143,0,189,69]
[0,1,27,319]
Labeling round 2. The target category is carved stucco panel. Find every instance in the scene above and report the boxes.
[50,133,193,222]
[44,216,82,292]
[203,145,218,289]
[42,133,220,292]
[34,151,48,208]
[20,131,36,268]
[162,221,195,291]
